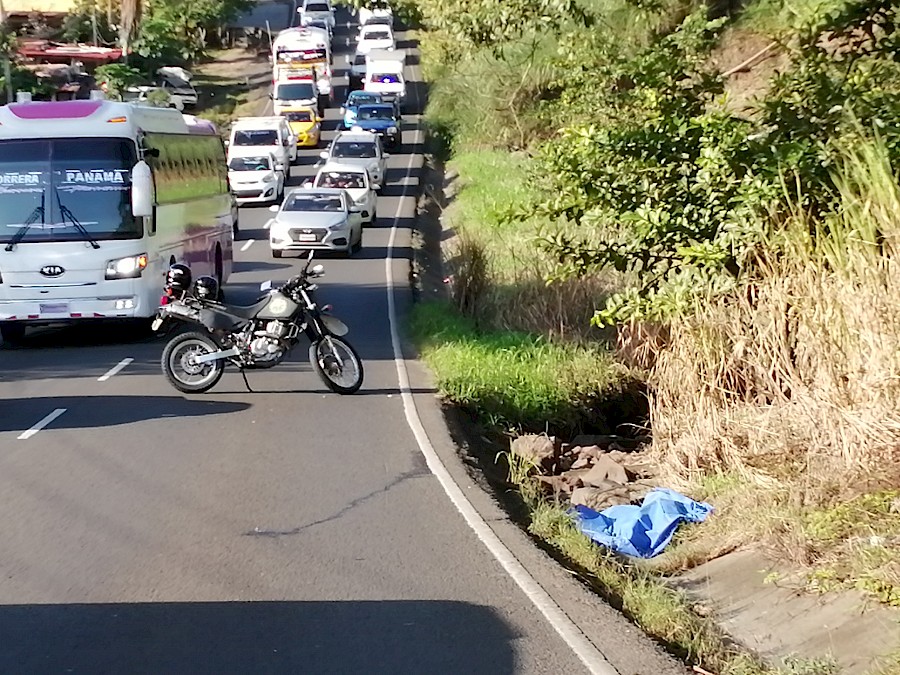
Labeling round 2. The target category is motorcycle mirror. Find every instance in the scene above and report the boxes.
[260,280,273,291]
[311,264,325,277]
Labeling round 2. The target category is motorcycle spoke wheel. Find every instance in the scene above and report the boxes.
[161,332,225,393]
[309,336,363,394]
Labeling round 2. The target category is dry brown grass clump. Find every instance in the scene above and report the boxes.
[646,142,900,597]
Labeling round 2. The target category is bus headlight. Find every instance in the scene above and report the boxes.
[106,253,148,280]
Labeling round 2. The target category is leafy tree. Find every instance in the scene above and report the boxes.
[134,0,251,64]
[94,63,142,99]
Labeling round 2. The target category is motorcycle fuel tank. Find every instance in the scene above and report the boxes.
[257,291,300,320]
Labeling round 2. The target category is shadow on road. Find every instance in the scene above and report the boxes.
[0,600,519,673]
[0,396,250,433]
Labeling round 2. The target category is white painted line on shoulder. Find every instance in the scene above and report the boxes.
[18,408,67,440]
[240,239,255,252]
[98,358,133,382]
[384,59,618,675]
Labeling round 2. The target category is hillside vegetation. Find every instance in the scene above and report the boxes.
[406,0,900,666]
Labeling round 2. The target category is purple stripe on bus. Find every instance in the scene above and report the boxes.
[9,100,104,119]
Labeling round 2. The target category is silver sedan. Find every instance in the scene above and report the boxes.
[267,188,363,258]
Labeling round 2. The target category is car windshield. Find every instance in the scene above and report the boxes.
[364,30,390,40]
[305,2,329,11]
[0,138,139,242]
[370,72,401,84]
[285,111,314,123]
[233,129,278,146]
[316,171,365,189]
[358,105,394,121]
[283,194,344,212]
[332,141,376,159]
[353,54,367,66]
[275,83,315,100]
[348,93,378,106]
[229,156,271,171]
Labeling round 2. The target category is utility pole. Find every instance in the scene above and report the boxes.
[91,3,99,46]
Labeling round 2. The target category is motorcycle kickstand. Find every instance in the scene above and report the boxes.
[240,369,254,393]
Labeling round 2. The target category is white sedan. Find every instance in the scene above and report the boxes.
[268,188,363,257]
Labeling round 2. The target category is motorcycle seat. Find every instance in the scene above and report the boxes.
[211,298,270,320]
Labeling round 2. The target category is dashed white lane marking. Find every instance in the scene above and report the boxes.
[383,57,618,675]
[240,239,255,252]
[18,408,67,440]
[97,358,133,382]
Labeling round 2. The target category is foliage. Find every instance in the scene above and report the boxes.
[62,0,118,44]
[511,0,900,325]
[134,0,251,64]
[94,63,143,99]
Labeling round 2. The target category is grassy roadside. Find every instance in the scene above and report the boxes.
[408,0,900,671]
[409,158,849,675]
[192,47,273,130]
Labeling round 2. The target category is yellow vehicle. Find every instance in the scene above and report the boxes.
[280,106,322,148]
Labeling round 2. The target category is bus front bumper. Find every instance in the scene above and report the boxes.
[0,295,152,323]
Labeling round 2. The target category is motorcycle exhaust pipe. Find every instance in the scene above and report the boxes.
[192,346,240,364]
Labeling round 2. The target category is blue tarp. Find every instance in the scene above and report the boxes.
[569,488,713,558]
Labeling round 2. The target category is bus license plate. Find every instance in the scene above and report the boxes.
[297,234,317,242]
[40,303,68,315]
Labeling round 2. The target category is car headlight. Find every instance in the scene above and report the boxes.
[105,253,148,280]
[328,220,348,231]
[262,172,275,182]
[388,126,398,134]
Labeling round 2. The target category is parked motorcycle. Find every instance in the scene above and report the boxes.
[153,253,364,394]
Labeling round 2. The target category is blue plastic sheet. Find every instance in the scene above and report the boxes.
[569,488,713,558]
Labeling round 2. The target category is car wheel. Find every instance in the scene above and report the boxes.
[272,249,283,258]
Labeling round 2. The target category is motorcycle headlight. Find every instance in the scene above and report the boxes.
[388,126,398,134]
[105,253,148,280]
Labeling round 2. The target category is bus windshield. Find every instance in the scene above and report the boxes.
[0,138,139,243]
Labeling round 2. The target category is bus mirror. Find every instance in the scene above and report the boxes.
[131,160,155,218]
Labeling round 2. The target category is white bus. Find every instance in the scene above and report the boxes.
[0,99,235,343]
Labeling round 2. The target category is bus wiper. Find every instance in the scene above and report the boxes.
[54,187,100,249]
[5,192,45,251]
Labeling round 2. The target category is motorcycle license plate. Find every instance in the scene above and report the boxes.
[151,317,163,331]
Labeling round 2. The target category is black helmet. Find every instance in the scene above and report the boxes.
[165,263,192,292]
[193,275,219,301]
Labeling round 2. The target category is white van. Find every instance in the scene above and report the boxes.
[364,53,406,110]
[228,117,297,169]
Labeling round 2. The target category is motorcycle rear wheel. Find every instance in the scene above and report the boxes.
[162,331,225,393]
[309,335,363,394]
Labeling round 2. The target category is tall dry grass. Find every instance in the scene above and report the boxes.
[651,140,900,492]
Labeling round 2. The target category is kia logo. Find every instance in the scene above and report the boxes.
[40,265,65,277]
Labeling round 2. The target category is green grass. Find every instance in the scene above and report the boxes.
[409,301,627,433]
[738,0,851,33]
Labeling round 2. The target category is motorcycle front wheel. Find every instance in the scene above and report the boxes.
[162,331,225,393]
[309,335,364,394]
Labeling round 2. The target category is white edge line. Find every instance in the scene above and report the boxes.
[240,239,255,252]
[97,357,134,382]
[18,408,67,440]
[384,58,618,675]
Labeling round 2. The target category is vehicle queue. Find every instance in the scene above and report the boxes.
[0,0,400,343]
[225,0,405,259]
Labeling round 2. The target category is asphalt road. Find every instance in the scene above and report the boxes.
[0,5,686,675]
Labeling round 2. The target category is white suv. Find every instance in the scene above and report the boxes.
[319,130,389,190]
